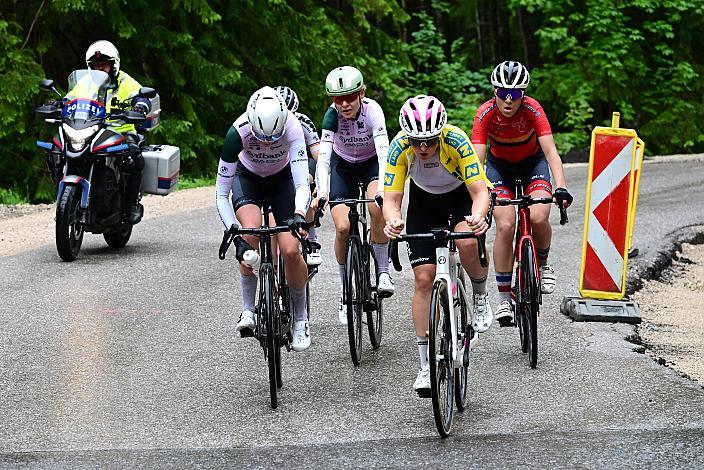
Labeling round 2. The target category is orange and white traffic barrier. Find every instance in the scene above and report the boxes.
[579,112,643,301]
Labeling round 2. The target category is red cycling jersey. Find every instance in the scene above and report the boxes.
[471,96,552,163]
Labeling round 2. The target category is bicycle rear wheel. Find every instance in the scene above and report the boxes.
[261,266,279,409]
[520,240,539,368]
[365,243,383,349]
[429,279,454,437]
[345,239,363,366]
[454,276,470,411]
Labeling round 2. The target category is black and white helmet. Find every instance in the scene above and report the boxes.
[490,61,530,89]
[275,86,299,113]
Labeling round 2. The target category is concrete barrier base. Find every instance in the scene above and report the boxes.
[561,296,641,324]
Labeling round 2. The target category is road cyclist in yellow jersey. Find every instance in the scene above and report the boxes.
[383,95,493,394]
[312,66,394,326]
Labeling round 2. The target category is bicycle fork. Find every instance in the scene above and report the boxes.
[435,246,466,369]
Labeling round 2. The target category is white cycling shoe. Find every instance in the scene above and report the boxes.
[377,272,395,298]
[291,320,311,351]
[540,265,556,294]
[413,364,431,397]
[338,295,348,326]
[235,309,256,334]
[495,300,514,327]
[472,292,493,333]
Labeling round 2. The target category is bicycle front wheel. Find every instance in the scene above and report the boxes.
[429,279,454,437]
[454,276,470,411]
[345,239,363,366]
[520,240,539,368]
[261,266,279,409]
[366,243,383,349]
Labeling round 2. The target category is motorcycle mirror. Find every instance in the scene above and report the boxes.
[138,87,157,99]
[39,79,62,98]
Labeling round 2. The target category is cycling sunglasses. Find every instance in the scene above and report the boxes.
[332,92,360,105]
[496,88,524,101]
[252,128,284,143]
[408,137,439,148]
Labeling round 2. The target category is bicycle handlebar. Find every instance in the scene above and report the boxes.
[495,195,569,226]
[218,223,304,260]
[389,229,488,271]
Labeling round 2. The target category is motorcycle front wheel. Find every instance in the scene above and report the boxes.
[56,185,84,262]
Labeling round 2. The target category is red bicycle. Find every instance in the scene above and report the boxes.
[496,180,568,368]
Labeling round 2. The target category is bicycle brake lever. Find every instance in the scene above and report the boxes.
[477,234,488,268]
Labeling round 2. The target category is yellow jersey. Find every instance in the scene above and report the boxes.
[384,124,491,193]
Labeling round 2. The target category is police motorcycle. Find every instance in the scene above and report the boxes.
[36,69,158,262]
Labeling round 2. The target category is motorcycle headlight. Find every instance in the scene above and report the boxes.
[62,124,99,151]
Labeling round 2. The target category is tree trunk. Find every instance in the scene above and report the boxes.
[517,6,530,67]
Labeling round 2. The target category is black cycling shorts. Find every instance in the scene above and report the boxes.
[406,181,473,268]
[485,152,552,199]
[231,162,295,224]
[329,151,378,205]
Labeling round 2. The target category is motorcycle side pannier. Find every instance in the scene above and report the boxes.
[141,144,180,195]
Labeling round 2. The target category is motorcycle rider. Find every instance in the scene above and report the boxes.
[83,40,151,225]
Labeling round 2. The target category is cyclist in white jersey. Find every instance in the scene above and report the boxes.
[275,85,323,266]
[216,86,312,352]
[312,66,394,325]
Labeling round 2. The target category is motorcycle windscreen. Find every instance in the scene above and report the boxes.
[63,70,110,123]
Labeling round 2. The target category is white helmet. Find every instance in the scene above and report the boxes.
[490,61,530,89]
[399,95,447,139]
[274,86,299,113]
[85,40,120,77]
[247,86,288,142]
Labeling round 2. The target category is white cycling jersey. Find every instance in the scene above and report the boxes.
[215,111,310,229]
[316,97,389,195]
[295,112,320,150]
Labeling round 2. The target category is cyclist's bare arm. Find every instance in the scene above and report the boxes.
[382,191,404,237]
[538,134,567,189]
[467,180,490,235]
[474,143,488,166]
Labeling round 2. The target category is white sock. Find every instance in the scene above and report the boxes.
[240,274,257,312]
[291,286,308,321]
[417,335,428,367]
[470,275,487,295]
[308,226,318,244]
[338,262,345,286]
[372,242,389,274]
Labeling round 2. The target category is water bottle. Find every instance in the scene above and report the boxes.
[243,250,260,270]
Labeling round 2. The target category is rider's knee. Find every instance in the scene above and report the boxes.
[413,268,434,291]
[335,223,350,240]
[495,215,516,237]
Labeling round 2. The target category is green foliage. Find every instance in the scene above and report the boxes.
[0,187,29,205]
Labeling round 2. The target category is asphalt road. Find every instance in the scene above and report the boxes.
[1,157,703,468]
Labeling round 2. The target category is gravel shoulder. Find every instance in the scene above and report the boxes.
[0,187,213,257]
[633,238,704,385]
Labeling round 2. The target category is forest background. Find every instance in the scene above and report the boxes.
[1,0,702,203]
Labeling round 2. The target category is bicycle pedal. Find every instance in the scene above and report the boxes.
[239,328,255,338]
[378,291,393,299]
[416,389,432,399]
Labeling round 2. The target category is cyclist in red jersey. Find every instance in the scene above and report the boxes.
[471,61,573,326]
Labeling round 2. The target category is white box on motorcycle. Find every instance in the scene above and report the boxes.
[137,94,161,132]
[141,144,180,195]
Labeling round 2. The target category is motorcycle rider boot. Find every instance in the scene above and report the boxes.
[126,168,144,225]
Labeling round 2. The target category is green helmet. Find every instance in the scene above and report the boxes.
[325,66,364,96]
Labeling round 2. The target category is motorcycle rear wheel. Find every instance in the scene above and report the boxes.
[103,224,133,248]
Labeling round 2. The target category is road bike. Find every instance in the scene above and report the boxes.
[337,183,384,366]
[219,203,312,409]
[390,225,488,437]
[496,181,568,369]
